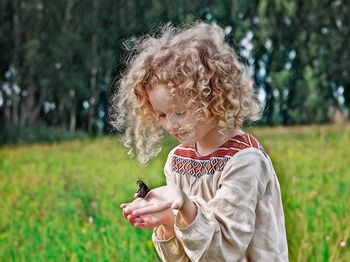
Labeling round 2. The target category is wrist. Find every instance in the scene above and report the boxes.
[162,221,174,231]
[178,192,197,227]
[163,209,175,228]
[157,223,175,240]
[157,210,175,240]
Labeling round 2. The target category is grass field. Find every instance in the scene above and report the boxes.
[0,125,349,261]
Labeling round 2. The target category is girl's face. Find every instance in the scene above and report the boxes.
[147,84,217,145]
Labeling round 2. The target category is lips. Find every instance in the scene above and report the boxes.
[174,131,188,139]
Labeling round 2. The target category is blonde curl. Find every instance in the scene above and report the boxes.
[109,21,260,164]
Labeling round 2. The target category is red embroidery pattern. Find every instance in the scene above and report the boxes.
[171,133,266,177]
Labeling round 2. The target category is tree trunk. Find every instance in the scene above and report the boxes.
[344,83,350,120]
[11,92,19,127]
[88,0,99,133]
[31,86,47,124]
[19,89,31,128]
[10,0,20,128]
[62,0,75,131]
[62,0,73,33]
[58,103,65,128]
[88,65,97,133]
[4,103,11,125]
[69,89,76,133]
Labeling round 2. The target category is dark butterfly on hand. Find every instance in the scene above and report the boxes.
[136,180,150,198]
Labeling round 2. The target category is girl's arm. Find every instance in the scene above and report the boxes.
[152,148,193,262]
[121,147,192,261]
[168,148,288,261]
[174,190,198,227]
[152,148,192,262]
[122,148,274,261]
[156,191,197,239]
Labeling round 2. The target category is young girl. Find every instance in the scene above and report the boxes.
[112,21,289,261]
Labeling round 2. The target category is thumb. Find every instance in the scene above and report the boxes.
[171,199,183,210]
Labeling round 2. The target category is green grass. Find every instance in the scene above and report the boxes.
[0,125,349,261]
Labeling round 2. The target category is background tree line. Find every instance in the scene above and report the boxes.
[0,0,349,143]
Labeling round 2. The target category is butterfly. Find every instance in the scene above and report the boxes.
[136,180,150,198]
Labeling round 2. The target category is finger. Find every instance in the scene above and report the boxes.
[123,203,141,217]
[127,214,135,221]
[134,222,148,228]
[124,200,151,214]
[124,197,144,209]
[121,196,142,207]
[127,215,143,225]
[122,208,130,220]
[133,217,143,223]
[131,217,144,225]
[132,202,169,216]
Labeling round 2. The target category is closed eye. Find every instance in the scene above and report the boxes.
[157,112,185,118]
[175,111,186,117]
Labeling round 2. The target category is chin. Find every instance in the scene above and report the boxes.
[177,136,196,146]
[172,132,197,145]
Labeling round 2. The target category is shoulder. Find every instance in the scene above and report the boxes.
[223,147,270,172]
[222,134,270,173]
[221,142,273,190]
[223,133,267,158]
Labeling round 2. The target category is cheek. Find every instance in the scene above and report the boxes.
[159,119,167,130]
[178,117,192,129]
[192,122,209,136]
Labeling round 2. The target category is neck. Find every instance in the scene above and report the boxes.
[195,126,243,156]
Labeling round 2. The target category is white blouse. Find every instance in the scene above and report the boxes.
[152,133,289,262]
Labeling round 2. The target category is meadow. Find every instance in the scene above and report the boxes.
[0,125,349,261]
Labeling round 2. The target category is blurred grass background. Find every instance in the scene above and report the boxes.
[1,0,350,261]
[0,124,349,261]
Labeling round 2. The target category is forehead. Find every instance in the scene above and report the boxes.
[147,84,185,112]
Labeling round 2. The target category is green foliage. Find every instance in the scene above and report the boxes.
[1,126,350,261]
[0,0,349,137]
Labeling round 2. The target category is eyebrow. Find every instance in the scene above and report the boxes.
[153,107,184,115]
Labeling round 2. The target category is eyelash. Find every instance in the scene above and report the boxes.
[175,111,186,116]
[158,112,186,118]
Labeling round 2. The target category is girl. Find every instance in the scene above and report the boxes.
[111,21,289,261]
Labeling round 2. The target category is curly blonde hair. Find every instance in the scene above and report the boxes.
[109,21,260,164]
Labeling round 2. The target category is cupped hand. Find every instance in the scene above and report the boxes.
[122,185,184,217]
[123,207,175,229]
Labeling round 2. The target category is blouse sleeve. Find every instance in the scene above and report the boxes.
[152,147,190,262]
[173,148,271,261]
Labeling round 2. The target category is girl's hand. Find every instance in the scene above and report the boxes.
[122,185,184,217]
[121,204,175,229]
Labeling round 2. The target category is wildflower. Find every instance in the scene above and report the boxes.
[339,241,346,247]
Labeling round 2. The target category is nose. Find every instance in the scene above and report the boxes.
[164,115,179,132]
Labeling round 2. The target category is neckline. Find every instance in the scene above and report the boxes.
[194,132,247,157]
